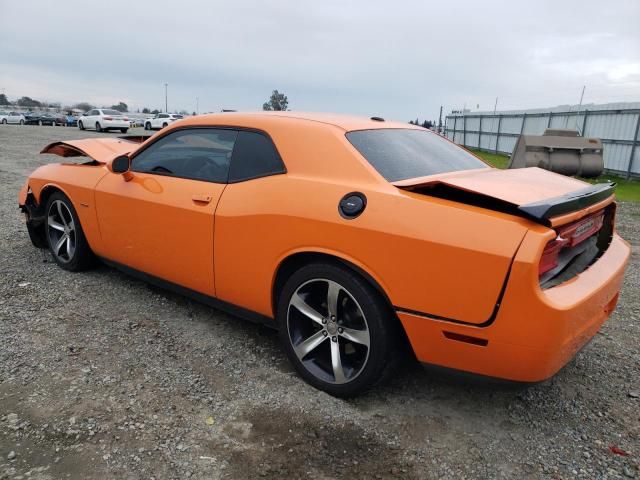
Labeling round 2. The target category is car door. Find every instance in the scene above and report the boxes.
[213,130,287,311]
[94,127,237,296]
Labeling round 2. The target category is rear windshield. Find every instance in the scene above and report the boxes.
[346,129,488,182]
[102,109,122,115]
[172,115,184,119]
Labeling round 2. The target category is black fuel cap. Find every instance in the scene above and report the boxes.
[339,192,366,219]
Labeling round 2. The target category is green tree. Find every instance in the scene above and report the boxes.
[73,102,94,112]
[110,102,128,112]
[17,96,42,108]
[151,109,160,115]
[142,107,151,114]
[262,90,288,111]
[0,93,10,105]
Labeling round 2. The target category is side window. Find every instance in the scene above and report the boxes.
[131,128,237,183]
[159,114,168,118]
[228,130,285,182]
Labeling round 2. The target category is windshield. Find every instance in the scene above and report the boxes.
[346,129,488,182]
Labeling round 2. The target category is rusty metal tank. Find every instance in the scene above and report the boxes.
[508,128,604,178]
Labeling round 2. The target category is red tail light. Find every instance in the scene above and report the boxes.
[103,116,113,120]
[539,237,568,276]
[123,117,129,121]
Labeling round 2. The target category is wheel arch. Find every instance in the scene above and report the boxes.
[272,250,394,318]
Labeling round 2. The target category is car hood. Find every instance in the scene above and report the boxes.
[393,167,615,225]
[41,137,147,162]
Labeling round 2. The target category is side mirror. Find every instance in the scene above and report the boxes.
[109,154,130,174]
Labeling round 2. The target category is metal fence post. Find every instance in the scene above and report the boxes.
[581,110,589,136]
[495,115,502,154]
[478,115,482,151]
[547,112,553,128]
[463,115,467,147]
[452,116,457,143]
[627,113,640,179]
[520,113,527,135]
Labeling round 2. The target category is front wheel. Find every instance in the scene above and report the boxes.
[162,122,168,128]
[277,263,397,397]
[19,119,24,125]
[78,121,85,130]
[144,122,151,130]
[1,119,6,124]
[44,192,95,271]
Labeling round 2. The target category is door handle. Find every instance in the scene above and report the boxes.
[192,194,212,204]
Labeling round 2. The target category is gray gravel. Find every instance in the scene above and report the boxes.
[0,124,639,479]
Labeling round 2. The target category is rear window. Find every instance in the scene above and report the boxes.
[102,109,122,115]
[346,129,488,182]
[172,115,184,119]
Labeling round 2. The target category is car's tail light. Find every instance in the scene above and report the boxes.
[539,236,568,276]
[123,117,129,121]
[103,116,113,120]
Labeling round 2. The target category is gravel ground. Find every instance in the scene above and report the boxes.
[0,124,639,480]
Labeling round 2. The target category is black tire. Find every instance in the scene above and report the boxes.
[162,122,168,128]
[19,119,24,125]
[1,119,6,124]
[120,128,128,133]
[78,121,85,130]
[144,122,151,130]
[277,262,398,397]
[44,192,95,271]
[95,122,102,132]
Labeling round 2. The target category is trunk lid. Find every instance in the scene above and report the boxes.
[40,137,150,163]
[393,167,615,226]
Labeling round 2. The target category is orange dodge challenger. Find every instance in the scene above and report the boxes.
[18,112,630,396]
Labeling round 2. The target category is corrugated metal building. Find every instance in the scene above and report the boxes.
[444,102,640,177]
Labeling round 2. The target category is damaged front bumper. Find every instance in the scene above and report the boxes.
[18,182,47,249]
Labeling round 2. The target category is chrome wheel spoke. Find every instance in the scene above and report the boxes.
[65,236,74,258]
[330,339,346,383]
[290,293,324,326]
[339,327,370,347]
[56,201,67,226]
[54,235,67,255]
[326,280,341,318]
[294,330,327,359]
[48,217,65,231]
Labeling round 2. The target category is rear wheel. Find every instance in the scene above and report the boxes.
[144,122,151,130]
[120,128,128,133]
[45,192,95,271]
[95,122,102,132]
[1,119,6,124]
[19,119,24,125]
[277,263,397,397]
[162,122,168,128]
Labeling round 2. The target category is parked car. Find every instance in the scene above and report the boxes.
[39,113,59,126]
[144,113,183,130]
[78,109,129,133]
[18,112,630,397]
[52,113,68,126]
[0,111,9,123]
[1,111,26,125]
[23,112,45,125]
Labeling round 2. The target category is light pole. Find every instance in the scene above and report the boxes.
[164,83,168,112]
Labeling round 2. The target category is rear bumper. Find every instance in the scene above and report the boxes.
[398,233,630,382]
[103,120,129,128]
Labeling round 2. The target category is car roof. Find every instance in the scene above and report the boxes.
[178,111,421,132]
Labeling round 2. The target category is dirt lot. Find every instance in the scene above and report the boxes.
[1,124,639,479]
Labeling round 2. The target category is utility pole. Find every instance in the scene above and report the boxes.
[493,97,498,115]
[575,85,586,130]
[164,83,168,112]
[437,106,443,134]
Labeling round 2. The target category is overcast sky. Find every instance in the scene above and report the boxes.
[1,0,638,121]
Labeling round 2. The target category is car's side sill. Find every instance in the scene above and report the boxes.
[99,258,276,328]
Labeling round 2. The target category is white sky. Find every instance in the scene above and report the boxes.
[0,0,638,121]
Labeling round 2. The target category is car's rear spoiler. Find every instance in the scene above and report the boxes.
[518,183,616,221]
[41,137,147,163]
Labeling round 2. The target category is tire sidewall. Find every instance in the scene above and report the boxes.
[276,262,394,397]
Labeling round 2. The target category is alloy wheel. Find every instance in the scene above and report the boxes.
[47,200,76,263]
[287,278,370,384]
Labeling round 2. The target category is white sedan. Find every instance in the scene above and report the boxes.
[144,113,183,130]
[1,111,26,125]
[78,109,129,133]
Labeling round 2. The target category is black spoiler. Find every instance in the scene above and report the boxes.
[518,182,616,222]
